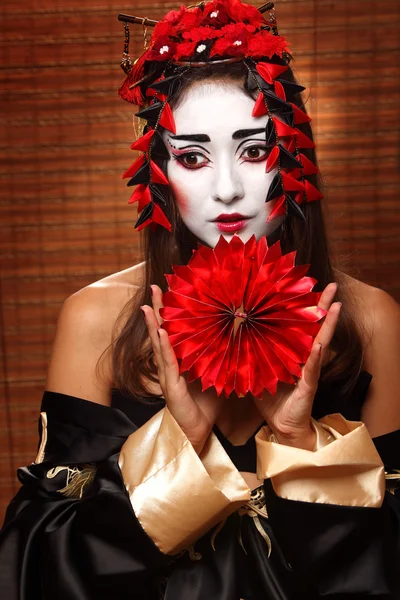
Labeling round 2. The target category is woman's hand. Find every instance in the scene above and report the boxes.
[141,285,221,455]
[254,282,341,450]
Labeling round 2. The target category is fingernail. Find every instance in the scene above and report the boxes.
[318,343,323,354]
[150,285,154,297]
[157,328,161,338]
[140,306,146,318]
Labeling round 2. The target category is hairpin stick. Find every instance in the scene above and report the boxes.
[117,14,158,27]
[118,4,275,26]
[258,2,275,13]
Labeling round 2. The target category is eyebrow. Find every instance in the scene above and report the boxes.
[169,128,266,144]
[169,134,211,142]
[232,128,266,139]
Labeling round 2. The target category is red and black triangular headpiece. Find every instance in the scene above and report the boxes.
[119,1,323,233]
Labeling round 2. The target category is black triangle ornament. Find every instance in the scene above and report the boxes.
[266,172,283,202]
[279,145,302,170]
[246,69,274,94]
[150,183,168,206]
[134,202,154,229]
[246,69,258,93]
[273,109,295,129]
[263,90,293,115]
[286,193,306,221]
[151,132,170,159]
[276,79,306,98]
[127,160,150,187]
[265,119,277,146]
[150,74,182,96]
[136,101,163,125]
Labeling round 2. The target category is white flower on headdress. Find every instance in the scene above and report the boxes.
[159,45,169,55]
[210,11,219,18]
[197,44,207,53]
[233,40,242,46]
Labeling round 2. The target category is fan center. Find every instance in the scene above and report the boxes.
[233,304,247,336]
[234,311,247,319]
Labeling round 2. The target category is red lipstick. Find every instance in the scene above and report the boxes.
[213,213,250,233]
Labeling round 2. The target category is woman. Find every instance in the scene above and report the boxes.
[1,1,399,598]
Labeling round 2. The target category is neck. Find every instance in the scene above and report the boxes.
[216,392,264,445]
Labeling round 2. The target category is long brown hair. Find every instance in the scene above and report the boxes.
[111,61,364,401]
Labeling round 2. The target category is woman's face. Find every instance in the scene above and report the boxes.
[162,81,284,247]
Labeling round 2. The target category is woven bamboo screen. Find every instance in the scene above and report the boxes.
[1,0,399,523]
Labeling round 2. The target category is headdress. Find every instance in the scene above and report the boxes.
[118,0,323,233]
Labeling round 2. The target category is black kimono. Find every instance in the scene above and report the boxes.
[0,371,399,599]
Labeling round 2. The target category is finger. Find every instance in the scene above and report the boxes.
[315,301,341,364]
[157,328,181,389]
[150,285,164,325]
[318,282,338,311]
[300,342,323,393]
[315,301,341,347]
[141,305,166,381]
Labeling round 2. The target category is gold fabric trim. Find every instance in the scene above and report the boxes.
[118,408,250,555]
[267,418,333,450]
[311,417,335,449]
[34,412,48,464]
[256,414,385,508]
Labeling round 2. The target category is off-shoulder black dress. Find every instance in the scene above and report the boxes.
[0,372,399,599]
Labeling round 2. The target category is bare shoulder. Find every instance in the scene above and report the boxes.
[337,271,400,345]
[45,262,146,405]
[338,272,400,436]
[76,262,146,325]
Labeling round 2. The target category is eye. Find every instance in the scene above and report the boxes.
[241,145,270,162]
[173,152,209,170]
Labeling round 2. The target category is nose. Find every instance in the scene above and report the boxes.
[212,157,245,204]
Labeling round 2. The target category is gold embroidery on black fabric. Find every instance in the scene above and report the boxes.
[385,470,400,495]
[238,486,272,557]
[239,486,268,519]
[252,515,272,557]
[187,544,202,561]
[238,524,248,556]
[46,464,97,499]
[209,485,272,557]
[34,412,48,464]
[210,517,227,551]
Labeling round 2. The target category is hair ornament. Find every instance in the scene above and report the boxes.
[120,22,133,74]
[118,0,323,233]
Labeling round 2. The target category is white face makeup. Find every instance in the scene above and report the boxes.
[162,82,284,248]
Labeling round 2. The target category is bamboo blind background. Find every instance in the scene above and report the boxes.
[1,0,399,523]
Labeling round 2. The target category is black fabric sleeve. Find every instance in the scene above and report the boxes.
[262,429,400,599]
[0,392,172,600]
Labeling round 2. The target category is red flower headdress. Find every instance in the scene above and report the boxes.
[118,1,323,233]
[160,235,326,398]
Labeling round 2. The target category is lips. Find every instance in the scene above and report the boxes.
[213,212,249,222]
[213,213,250,233]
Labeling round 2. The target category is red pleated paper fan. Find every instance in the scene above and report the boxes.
[160,235,326,399]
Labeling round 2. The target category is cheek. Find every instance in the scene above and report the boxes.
[242,166,276,201]
[174,189,190,215]
[167,162,191,216]
[169,177,191,217]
